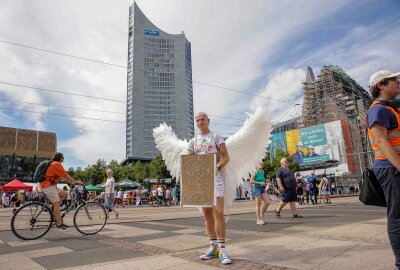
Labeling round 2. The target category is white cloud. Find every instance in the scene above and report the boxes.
[250,68,306,121]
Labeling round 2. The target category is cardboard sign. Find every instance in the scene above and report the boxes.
[180,154,216,207]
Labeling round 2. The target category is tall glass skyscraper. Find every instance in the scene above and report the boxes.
[125,3,194,163]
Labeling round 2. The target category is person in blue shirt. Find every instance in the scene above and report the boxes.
[367,70,400,268]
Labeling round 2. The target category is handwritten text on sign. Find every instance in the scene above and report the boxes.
[181,154,215,207]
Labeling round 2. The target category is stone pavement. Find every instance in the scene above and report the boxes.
[0,196,396,270]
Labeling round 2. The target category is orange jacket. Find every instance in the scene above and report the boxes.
[367,100,400,160]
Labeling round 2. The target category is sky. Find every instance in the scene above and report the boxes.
[0,0,399,169]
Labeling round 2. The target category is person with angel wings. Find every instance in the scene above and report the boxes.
[153,106,272,265]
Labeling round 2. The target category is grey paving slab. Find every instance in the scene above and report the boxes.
[33,245,143,270]
[24,246,73,258]
[55,255,190,270]
[0,240,63,255]
[318,243,395,270]
[126,222,187,232]
[119,231,182,243]
[0,252,46,270]
[58,237,105,252]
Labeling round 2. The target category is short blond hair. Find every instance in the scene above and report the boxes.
[195,112,209,119]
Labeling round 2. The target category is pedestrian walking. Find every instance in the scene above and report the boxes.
[296,172,304,205]
[104,169,119,219]
[275,158,303,218]
[135,188,141,207]
[117,189,124,208]
[321,174,331,204]
[366,70,400,269]
[250,162,271,225]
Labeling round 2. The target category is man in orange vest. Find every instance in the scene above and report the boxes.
[367,70,400,269]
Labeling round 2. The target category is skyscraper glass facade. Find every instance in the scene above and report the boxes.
[126,3,194,162]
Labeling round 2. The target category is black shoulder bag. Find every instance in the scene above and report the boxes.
[359,127,387,207]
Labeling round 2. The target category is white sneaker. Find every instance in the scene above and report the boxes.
[219,248,232,264]
[257,219,266,225]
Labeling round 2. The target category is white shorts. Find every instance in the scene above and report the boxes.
[41,186,63,203]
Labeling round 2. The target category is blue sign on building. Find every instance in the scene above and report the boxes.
[144,30,160,36]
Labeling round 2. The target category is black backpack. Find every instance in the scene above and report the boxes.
[33,160,53,183]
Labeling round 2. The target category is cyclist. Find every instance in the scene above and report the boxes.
[39,152,82,229]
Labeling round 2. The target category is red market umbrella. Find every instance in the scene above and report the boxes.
[0,179,33,191]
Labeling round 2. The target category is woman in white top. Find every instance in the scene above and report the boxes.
[104,169,119,219]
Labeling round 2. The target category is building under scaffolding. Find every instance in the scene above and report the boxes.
[302,65,373,174]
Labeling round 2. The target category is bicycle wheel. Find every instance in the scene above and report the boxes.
[11,202,53,240]
[73,202,107,235]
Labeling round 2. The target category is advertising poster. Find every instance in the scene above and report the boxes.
[271,120,349,173]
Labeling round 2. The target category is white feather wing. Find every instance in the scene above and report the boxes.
[153,123,188,180]
[222,106,272,208]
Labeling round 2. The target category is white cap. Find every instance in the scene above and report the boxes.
[296,142,303,147]
[307,145,314,149]
[369,70,400,89]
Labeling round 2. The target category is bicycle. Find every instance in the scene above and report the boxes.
[11,185,107,240]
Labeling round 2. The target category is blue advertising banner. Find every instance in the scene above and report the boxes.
[144,30,160,36]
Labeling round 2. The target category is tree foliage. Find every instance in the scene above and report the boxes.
[263,148,299,178]
[68,155,171,185]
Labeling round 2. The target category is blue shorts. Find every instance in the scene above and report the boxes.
[251,187,266,197]
[104,193,115,210]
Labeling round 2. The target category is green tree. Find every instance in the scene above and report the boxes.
[132,161,143,180]
[121,163,135,180]
[264,148,299,179]
[73,167,90,182]
[148,154,170,178]
[107,160,123,181]
[68,167,75,178]
[87,159,107,185]
[142,164,150,179]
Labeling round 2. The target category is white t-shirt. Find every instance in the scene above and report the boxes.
[187,132,225,185]
[157,187,164,196]
[188,132,224,155]
[105,177,115,194]
[165,189,171,199]
[117,190,124,199]
[151,189,157,196]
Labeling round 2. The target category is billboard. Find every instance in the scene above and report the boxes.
[144,30,160,36]
[271,120,351,173]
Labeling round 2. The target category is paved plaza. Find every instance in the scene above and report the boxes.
[0,197,395,270]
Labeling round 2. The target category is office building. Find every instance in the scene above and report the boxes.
[0,126,56,182]
[125,2,194,163]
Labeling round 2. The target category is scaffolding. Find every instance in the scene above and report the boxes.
[302,65,373,174]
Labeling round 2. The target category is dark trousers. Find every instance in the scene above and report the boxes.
[374,167,400,269]
[306,190,315,204]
